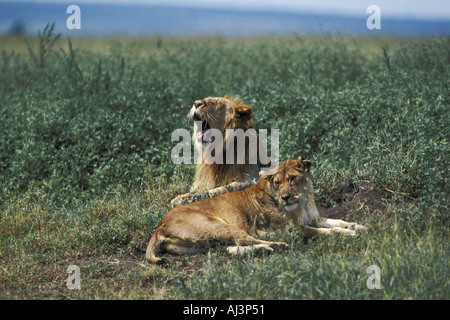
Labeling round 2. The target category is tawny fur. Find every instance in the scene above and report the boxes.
[171,96,265,205]
[147,157,364,263]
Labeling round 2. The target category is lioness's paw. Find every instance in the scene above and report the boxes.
[353,223,366,231]
[270,242,290,250]
[346,222,365,231]
[330,227,357,236]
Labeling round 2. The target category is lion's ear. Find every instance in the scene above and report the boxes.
[234,104,252,120]
[296,157,312,172]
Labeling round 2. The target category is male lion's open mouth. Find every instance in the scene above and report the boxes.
[193,113,211,141]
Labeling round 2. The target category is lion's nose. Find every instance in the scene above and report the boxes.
[194,101,204,108]
[281,194,290,202]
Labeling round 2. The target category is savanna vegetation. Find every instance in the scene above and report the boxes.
[0,24,448,299]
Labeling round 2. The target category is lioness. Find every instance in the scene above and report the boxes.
[171,96,266,206]
[146,157,364,263]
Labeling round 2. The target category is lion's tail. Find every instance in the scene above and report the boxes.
[145,230,164,264]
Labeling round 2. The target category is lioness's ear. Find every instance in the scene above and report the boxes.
[296,157,312,172]
[259,166,278,180]
[259,173,272,181]
[234,104,252,119]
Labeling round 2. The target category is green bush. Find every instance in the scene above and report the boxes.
[1,35,448,204]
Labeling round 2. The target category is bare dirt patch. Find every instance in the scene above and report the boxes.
[317,179,391,221]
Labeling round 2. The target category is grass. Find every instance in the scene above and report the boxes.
[0,27,449,299]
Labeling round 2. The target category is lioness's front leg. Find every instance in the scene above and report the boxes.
[300,224,357,237]
[316,217,365,231]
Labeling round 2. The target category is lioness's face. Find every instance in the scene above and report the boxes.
[262,158,312,212]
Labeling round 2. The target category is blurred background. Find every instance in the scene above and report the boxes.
[1,0,449,37]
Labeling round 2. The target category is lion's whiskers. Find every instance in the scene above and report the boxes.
[206,113,220,127]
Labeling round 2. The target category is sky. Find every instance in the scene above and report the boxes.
[4,0,450,21]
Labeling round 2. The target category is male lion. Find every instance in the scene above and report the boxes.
[171,96,267,206]
[146,157,364,263]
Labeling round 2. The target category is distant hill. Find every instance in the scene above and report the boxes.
[1,2,449,36]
